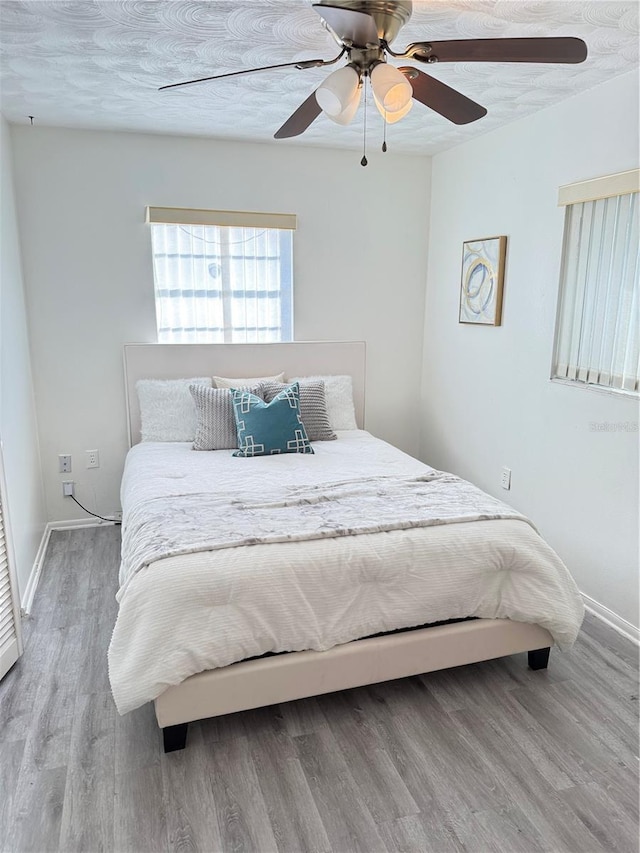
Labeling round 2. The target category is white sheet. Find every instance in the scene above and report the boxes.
[109,431,584,714]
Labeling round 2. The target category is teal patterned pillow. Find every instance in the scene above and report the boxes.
[231,383,314,457]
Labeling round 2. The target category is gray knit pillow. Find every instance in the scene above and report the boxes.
[190,384,264,450]
[261,380,337,442]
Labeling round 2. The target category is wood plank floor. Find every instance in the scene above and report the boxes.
[1,525,638,853]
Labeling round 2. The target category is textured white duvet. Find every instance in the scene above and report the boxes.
[108,432,584,714]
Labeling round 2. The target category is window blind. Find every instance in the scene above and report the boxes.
[553,189,639,393]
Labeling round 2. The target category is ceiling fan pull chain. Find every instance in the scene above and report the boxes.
[382,111,388,153]
[361,76,368,167]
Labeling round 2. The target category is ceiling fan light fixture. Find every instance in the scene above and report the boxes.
[159,3,588,143]
[327,85,362,125]
[370,62,413,113]
[374,92,413,124]
[316,64,360,117]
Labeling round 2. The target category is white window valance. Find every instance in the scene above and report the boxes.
[145,206,297,231]
[558,169,640,207]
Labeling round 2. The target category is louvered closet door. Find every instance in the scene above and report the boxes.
[0,492,20,681]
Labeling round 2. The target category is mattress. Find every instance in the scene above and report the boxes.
[108,431,584,714]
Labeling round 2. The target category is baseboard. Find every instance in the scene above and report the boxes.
[21,523,52,615]
[21,518,117,615]
[49,517,118,531]
[581,592,640,646]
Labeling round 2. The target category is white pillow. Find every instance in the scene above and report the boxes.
[137,378,212,442]
[290,375,358,430]
[213,372,285,389]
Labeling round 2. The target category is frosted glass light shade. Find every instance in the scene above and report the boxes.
[370,63,413,113]
[316,65,360,117]
[374,92,413,124]
[327,85,362,125]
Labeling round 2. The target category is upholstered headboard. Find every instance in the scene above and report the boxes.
[123,341,366,446]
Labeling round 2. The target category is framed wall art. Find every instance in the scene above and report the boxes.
[459,235,507,326]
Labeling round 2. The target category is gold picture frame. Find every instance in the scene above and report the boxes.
[459,235,507,326]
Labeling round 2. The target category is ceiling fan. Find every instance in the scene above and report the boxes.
[159,0,588,141]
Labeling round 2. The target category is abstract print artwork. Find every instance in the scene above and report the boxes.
[459,236,507,326]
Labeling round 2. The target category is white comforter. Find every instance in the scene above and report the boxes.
[109,432,584,714]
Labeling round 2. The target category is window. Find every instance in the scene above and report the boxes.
[147,207,295,343]
[552,170,639,394]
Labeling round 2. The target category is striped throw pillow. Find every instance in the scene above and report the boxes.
[261,380,337,442]
[190,384,264,450]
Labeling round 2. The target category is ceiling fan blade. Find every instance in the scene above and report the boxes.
[159,59,326,92]
[274,92,322,139]
[400,67,487,125]
[404,37,587,65]
[312,3,379,48]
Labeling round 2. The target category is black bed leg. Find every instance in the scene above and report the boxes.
[528,647,550,670]
[163,722,188,752]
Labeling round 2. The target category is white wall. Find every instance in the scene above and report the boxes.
[0,115,47,600]
[421,71,639,630]
[11,126,431,522]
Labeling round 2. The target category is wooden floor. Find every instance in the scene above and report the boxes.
[0,526,638,853]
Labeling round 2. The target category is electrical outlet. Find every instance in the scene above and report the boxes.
[86,449,100,469]
[501,467,511,490]
[62,481,75,497]
[58,454,72,473]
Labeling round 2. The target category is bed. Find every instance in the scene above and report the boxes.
[110,342,583,752]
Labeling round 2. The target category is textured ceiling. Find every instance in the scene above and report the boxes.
[0,1,638,155]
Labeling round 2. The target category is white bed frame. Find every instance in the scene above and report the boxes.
[123,342,553,752]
